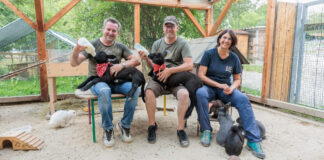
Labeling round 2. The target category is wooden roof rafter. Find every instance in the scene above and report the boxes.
[104,0,213,10]
[208,0,234,36]
[183,8,206,37]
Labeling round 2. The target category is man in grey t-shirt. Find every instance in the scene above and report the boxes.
[139,16,193,147]
[71,17,140,148]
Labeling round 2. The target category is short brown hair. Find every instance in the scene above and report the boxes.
[216,29,237,49]
[103,17,122,31]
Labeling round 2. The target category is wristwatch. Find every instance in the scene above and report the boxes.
[121,62,126,69]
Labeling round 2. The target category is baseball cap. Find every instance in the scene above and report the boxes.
[163,16,178,26]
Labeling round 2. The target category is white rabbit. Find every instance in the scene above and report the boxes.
[49,110,76,128]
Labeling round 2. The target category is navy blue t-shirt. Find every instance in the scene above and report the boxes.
[200,48,242,86]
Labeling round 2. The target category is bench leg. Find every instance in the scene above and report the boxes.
[91,99,96,143]
[88,99,91,125]
[163,95,166,116]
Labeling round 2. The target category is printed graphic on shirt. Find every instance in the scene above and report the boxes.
[225,65,232,73]
[164,50,172,59]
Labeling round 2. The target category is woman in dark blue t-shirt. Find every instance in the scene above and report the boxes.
[196,29,265,159]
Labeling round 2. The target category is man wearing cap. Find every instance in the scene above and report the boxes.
[139,16,193,147]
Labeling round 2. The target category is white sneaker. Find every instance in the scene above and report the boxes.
[117,122,132,143]
[103,129,114,148]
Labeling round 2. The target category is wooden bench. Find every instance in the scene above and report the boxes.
[47,61,171,142]
[47,62,131,142]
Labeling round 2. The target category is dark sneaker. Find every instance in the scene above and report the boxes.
[247,141,265,159]
[177,130,190,147]
[200,130,211,147]
[117,122,132,143]
[147,122,158,144]
[103,129,114,148]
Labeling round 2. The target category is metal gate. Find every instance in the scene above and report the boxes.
[290,0,324,109]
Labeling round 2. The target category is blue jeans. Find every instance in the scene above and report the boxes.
[196,85,262,142]
[90,82,140,130]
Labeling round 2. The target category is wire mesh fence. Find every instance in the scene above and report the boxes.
[297,3,324,109]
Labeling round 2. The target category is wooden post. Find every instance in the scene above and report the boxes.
[205,8,213,36]
[134,4,140,44]
[261,0,276,100]
[34,0,49,101]
[208,0,234,36]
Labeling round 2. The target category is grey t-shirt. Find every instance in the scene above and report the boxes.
[152,37,192,68]
[81,38,132,76]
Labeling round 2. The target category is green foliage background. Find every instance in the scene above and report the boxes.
[0,0,267,97]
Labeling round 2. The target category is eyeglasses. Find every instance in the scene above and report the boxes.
[221,36,232,41]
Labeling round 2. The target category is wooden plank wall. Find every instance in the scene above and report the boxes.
[270,2,296,101]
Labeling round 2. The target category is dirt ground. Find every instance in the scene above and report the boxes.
[1,96,324,160]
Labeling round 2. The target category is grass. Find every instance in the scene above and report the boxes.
[277,108,324,123]
[241,86,261,96]
[242,64,263,73]
[0,76,87,97]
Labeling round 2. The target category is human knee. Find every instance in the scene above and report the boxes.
[196,87,208,99]
[177,89,189,100]
[233,93,250,108]
[145,89,156,99]
[98,87,111,97]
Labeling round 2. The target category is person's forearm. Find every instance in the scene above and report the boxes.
[125,57,141,68]
[200,75,222,88]
[70,49,81,66]
[168,62,193,74]
[143,57,154,69]
[230,79,241,89]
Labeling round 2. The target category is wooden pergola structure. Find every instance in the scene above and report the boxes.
[1,0,236,101]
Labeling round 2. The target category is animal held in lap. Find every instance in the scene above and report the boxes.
[77,51,146,102]
[147,52,203,118]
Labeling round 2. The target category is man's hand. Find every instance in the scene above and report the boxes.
[158,68,173,83]
[110,64,123,77]
[73,41,87,54]
[138,50,148,60]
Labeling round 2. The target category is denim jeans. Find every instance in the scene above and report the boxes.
[90,82,140,130]
[196,85,262,142]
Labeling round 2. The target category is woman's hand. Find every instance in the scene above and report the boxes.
[223,86,235,95]
[219,83,234,95]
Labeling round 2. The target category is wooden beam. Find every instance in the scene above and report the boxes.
[44,0,81,31]
[183,8,206,37]
[34,0,48,101]
[34,0,45,31]
[0,94,75,104]
[261,0,276,100]
[36,31,49,101]
[247,94,324,119]
[1,0,36,29]
[0,52,37,56]
[47,62,88,77]
[104,0,212,10]
[205,8,213,36]
[134,4,140,44]
[0,95,41,104]
[208,0,234,36]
